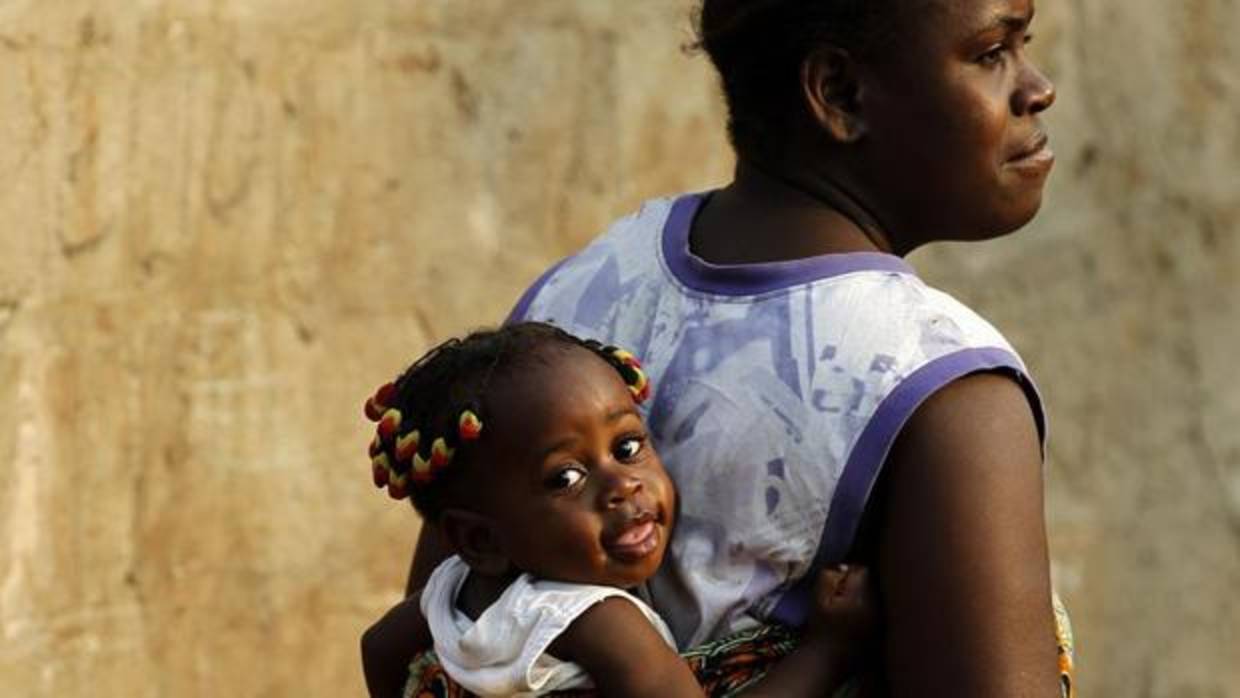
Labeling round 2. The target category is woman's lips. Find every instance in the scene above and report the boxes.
[1006,132,1054,175]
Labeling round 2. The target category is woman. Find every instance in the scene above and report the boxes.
[367,0,1069,695]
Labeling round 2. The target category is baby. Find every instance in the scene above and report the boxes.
[362,322,874,696]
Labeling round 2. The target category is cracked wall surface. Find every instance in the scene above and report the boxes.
[0,1,1237,696]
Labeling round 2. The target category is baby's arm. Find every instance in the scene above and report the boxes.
[554,566,875,698]
[551,597,706,698]
[361,592,432,698]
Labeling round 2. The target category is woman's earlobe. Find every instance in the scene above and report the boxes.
[440,508,510,575]
[801,46,867,143]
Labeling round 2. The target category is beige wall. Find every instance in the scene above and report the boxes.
[0,1,1236,696]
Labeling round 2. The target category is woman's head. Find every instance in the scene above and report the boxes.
[697,0,895,165]
[363,323,675,587]
[698,0,1057,248]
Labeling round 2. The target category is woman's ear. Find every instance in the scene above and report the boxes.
[440,508,510,576]
[801,45,867,143]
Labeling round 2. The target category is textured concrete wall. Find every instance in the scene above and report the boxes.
[0,1,1236,697]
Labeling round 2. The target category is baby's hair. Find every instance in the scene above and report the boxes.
[362,322,651,521]
[694,0,895,165]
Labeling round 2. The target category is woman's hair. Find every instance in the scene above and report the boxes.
[362,322,650,521]
[695,0,895,164]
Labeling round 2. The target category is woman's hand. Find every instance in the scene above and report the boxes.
[804,564,880,674]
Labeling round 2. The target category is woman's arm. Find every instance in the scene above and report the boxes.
[359,523,452,697]
[877,372,1059,697]
[360,591,431,698]
[406,522,453,597]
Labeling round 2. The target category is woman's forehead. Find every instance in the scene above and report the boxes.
[904,0,1035,30]
[872,0,1035,62]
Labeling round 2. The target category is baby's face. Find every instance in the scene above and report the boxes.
[471,344,675,589]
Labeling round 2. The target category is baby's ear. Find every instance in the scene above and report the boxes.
[440,508,509,575]
[800,45,867,143]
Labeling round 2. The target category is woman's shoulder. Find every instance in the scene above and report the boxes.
[806,270,1024,368]
[506,193,687,325]
[581,193,686,257]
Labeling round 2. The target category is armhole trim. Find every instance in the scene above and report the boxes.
[768,346,1045,625]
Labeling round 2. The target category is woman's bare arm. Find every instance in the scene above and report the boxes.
[406,522,453,597]
[360,521,452,698]
[361,591,431,698]
[877,372,1059,697]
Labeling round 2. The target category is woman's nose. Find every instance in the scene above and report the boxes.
[1013,60,1056,115]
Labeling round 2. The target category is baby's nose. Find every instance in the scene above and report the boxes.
[600,471,643,508]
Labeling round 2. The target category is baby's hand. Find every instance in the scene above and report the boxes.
[805,564,880,670]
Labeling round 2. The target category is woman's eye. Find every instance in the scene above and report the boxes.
[978,45,1006,66]
[979,33,1031,67]
[614,436,644,461]
[547,467,586,491]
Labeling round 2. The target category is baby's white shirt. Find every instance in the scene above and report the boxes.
[420,555,677,696]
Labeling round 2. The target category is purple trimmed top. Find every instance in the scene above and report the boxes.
[769,346,1044,626]
[506,256,569,326]
[504,191,1045,644]
[660,192,915,296]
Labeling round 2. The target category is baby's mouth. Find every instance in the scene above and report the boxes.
[606,511,661,562]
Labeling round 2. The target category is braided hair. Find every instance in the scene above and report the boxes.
[695,0,897,166]
[362,322,651,521]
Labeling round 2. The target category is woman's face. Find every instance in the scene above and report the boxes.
[851,0,1056,249]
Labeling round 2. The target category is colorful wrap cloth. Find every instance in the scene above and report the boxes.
[1054,591,1077,698]
[403,625,808,698]
[403,597,1076,698]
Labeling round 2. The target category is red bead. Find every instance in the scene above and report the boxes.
[374,382,397,407]
[377,409,402,442]
[363,397,383,422]
[458,411,483,441]
[387,479,407,499]
[395,430,420,462]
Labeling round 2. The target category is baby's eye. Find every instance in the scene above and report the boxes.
[546,466,586,491]
[614,436,645,461]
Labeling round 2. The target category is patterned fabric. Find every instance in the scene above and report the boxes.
[1053,591,1076,698]
[509,193,1046,647]
[403,609,1076,697]
[402,624,802,698]
[680,624,807,697]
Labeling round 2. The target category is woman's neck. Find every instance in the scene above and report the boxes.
[690,159,903,264]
